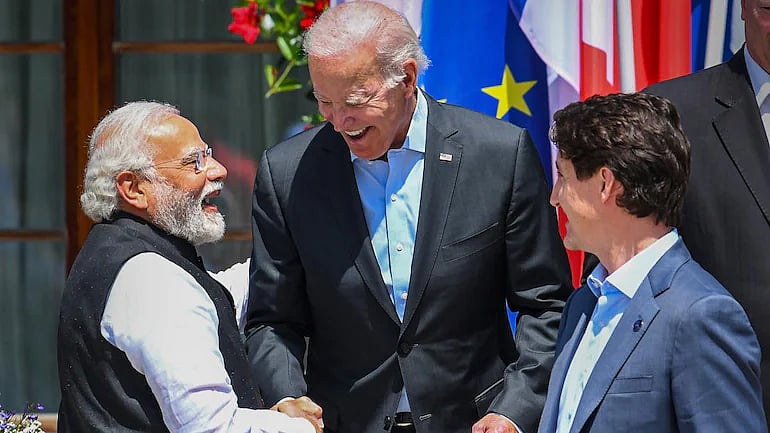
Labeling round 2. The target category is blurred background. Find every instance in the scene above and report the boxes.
[0,0,744,427]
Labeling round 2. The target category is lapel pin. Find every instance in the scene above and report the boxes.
[633,319,644,332]
[439,152,453,162]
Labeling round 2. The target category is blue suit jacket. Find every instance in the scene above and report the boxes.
[538,240,766,433]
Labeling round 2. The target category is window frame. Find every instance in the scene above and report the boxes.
[0,0,278,270]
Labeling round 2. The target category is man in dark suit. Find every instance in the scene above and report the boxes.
[645,0,770,422]
[244,2,572,433]
[539,92,765,433]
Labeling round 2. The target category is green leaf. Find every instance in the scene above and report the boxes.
[264,64,278,87]
[276,77,303,92]
[276,36,296,62]
[270,11,286,31]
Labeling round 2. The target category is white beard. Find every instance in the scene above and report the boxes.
[149,179,226,246]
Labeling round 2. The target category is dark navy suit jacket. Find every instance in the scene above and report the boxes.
[245,94,573,433]
[646,49,770,423]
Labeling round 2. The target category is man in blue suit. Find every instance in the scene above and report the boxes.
[539,92,766,433]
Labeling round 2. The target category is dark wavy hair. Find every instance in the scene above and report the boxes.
[550,92,690,227]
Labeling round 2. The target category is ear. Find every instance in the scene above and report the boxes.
[115,171,150,211]
[402,59,418,96]
[741,0,746,21]
[599,167,623,203]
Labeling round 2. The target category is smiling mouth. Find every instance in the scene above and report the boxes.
[344,127,368,138]
[201,188,222,212]
[202,197,217,211]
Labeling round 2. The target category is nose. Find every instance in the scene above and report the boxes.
[322,103,352,130]
[549,183,559,208]
[206,156,227,182]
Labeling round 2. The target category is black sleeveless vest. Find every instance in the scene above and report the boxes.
[58,212,262,432]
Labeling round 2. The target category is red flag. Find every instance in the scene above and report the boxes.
[629,0,691,89]
[558,1,690,289]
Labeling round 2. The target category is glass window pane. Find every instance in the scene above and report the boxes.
[118,52,318,233]
[0,241,65,411]
[117,0,246,42]
[0,54,64,230]
[0,1,62,42]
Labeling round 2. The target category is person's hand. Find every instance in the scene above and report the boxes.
[472,413,519,433]
[271,396,324,433]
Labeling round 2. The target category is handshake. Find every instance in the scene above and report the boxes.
[273,396,325,433]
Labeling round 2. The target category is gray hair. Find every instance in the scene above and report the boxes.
[302,1,430,88]
[80,101,179,222]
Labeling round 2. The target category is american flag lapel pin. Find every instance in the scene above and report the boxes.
[439,152,453,162]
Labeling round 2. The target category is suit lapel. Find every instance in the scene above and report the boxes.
[320,126,400,324]
[569,241,690,433]
[713,51,770,226]
[569,282,660,433]
[539,289,595,433]
[401,98,462,332]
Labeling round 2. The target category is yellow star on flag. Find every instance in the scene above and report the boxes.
[482,65,537,118]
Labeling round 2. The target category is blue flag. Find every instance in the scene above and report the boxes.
[691,0,743,71]
[420,0,553,185]
[420,0,560,331]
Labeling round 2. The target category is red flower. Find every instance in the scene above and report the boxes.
[299,0,329,30]
[228,2,261,44]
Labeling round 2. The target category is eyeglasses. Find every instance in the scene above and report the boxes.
[152,147,213,173]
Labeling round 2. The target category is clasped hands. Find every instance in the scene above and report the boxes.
[272,398,519,433]
[272,396,324,433]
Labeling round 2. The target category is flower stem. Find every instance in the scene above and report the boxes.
[265,60,297,97]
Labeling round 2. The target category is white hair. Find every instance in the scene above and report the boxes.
[80,101,179,222]
[302,1,430,88]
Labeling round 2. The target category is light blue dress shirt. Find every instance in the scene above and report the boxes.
[351,90,428,413]
[744,46,770,144]
[555,230,679,433]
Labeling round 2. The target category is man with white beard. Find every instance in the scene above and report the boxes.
[57,101,318,433]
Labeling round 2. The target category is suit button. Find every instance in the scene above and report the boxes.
[384,415,393,430]
[398,342,413,356]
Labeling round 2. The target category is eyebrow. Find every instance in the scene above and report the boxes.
[345,91,372,105]
[178,145,207,160]
[179,152,198,162]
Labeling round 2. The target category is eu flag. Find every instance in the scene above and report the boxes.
[420,0,557,330]
[420,0,553,184]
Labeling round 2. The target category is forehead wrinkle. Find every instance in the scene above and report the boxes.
[314,82,379,105]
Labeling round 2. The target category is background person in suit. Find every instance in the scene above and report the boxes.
[645,0,770,423]
[58,101,316,433]
[244,2,573,433]
[539,92,765,433]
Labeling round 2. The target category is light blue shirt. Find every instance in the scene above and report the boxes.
[555,230,679,433]
[352,90,428,319]
[352,89,428,413]
[744,46,770,144]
